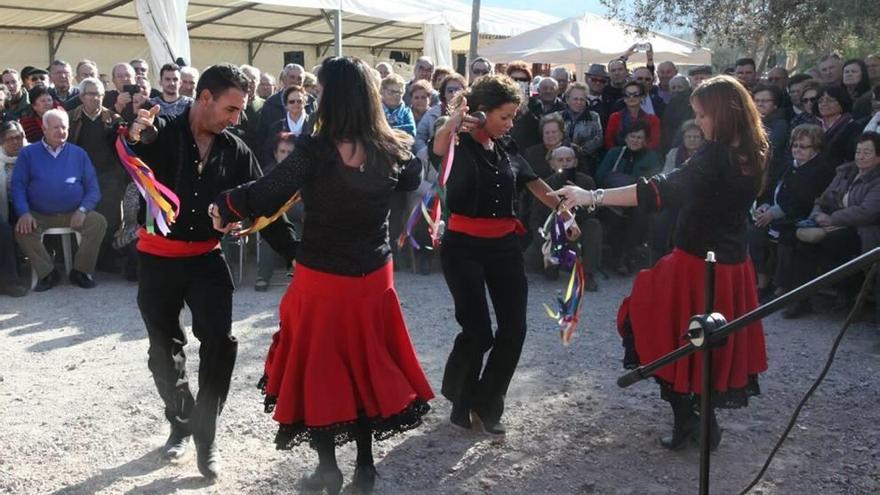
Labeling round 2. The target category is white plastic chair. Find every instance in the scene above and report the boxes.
[30,227,81,289]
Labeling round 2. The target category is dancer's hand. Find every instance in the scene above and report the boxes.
[208,203,240,234]
[130,105,160,142]
[566,221,581,241]
[548,185,592,210]
[447,98,484,134]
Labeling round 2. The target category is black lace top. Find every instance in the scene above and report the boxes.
[217,136,422,276]
[636,141,762,263]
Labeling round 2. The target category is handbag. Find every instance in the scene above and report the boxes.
[795,227,827,243]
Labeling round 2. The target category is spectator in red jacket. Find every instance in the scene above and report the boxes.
[605,81,661,150]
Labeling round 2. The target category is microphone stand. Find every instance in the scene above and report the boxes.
[617,246,880,495]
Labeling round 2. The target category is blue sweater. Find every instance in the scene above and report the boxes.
[383,103,416,137]
[11,141,101,216]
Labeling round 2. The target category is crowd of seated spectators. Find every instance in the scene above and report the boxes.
[2,47,880,325]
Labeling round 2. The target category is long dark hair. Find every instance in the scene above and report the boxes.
[842,59,871,99]
[313,56,413,168]
[691,75,769,177]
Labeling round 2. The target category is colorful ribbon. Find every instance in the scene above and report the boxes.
[543,258,586,346]
[114,133,180,235]
[540,205,585,345]
[398,134,456,250]
[236,192,302,236]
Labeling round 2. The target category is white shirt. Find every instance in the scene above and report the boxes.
[42,139,66,158]
[286,112,307,136]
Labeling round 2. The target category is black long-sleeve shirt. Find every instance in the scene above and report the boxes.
[132,108,297,261]
[636,141,762,263]
[431,134,539,219]
[217,135,421,276]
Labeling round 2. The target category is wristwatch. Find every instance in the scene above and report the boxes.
[77,206,88,213]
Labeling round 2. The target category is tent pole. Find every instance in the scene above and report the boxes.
[335,9,343,56]
[468,0,480,77]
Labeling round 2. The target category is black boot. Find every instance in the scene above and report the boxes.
[352,423,377,493]
[659,394,699,450]
[302,436,343,495]
[449,402,472,430]
[162,424,191,460]
[194,436,221,479]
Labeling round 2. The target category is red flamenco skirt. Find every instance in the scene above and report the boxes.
[617,248,768,407]
[259,262,434,449]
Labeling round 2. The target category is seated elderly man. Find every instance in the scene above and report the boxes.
[11,109,107,291]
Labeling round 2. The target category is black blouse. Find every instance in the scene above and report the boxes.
[132,108,297,261]
[434,133,539,219]
[636,141,762,263]
[217,135,421,276]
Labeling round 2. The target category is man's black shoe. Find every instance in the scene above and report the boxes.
[33,269,60,292]
[0,281,28,297]
[162,427,191,460]
[194,438,221,480]
[69,269,96,289]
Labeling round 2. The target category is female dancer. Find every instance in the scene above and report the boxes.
[434,74,579,435]
[213,57,433,494]
[552,75,769,450]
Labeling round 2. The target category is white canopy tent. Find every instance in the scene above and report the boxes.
[480,13,711,72]
[0,0,559,76]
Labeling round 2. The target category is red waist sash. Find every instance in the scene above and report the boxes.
[447,214,526,239]
[136,228,220,257]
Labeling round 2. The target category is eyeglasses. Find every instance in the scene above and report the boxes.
[381,89,402,96]
[624,92,643,98]
[818,97,839,105]
[287,98,303,104]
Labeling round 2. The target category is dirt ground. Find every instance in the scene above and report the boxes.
[1,262,879,494]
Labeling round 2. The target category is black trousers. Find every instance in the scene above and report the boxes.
[440,232,528,424]
[0,221,19,283]
[137,250,237,444]
[791,227,863,293]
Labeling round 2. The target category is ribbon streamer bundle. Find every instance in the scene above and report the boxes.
[540,208,587,345]
[115,133,180,235]
[398,127,457,250]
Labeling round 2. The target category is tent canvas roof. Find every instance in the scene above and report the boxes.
[481,13,711,66]
[0,0,559,52]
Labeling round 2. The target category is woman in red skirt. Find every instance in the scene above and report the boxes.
[213,56,434,494]
[552,75,769,450]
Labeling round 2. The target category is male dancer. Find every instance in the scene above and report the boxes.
[128,64,297,479]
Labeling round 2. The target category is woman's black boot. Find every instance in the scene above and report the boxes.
[352,422,377,493]
[660,394,699,450]
[302,436,343,494]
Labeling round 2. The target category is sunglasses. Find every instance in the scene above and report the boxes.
[801,96,819,103]
[287,99,303,104]
[624,92,643,98]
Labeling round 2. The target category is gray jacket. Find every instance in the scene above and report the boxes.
[810,162,880,252]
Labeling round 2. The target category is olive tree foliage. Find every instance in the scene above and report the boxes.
[600,0,879,54]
